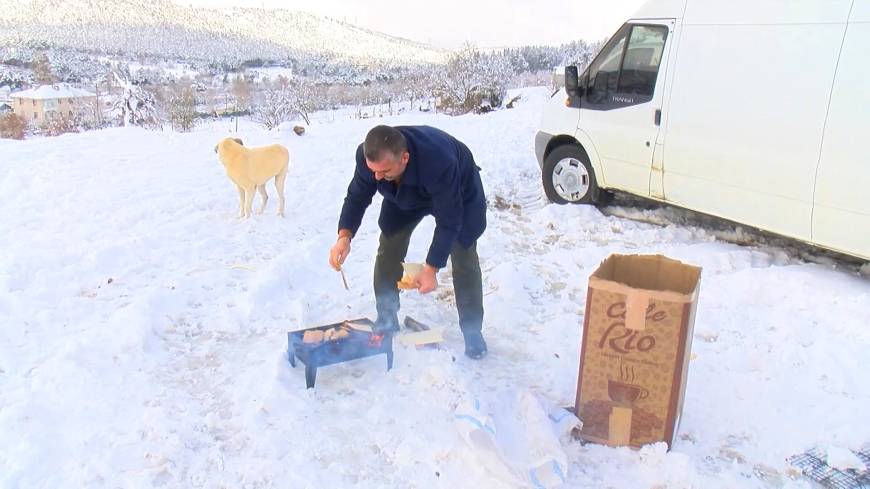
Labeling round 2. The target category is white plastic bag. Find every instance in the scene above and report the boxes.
[454,389,581,488]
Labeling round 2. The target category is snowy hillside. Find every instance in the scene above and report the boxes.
[0,0,446,65]
[0,88,868,488]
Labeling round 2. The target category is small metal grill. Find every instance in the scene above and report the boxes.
[287,318,393,389]
[788,445,870,489]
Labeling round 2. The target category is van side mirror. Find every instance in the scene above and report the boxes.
[565,66,580,97]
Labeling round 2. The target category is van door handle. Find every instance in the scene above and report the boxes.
[654,109,662,126]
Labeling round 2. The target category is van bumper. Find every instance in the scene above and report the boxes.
[534,131,553,169]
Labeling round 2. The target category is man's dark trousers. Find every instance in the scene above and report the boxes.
[373,223,483,333]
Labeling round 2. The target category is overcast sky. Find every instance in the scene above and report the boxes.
[175,0,648,49]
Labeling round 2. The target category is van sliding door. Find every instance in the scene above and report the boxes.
[659,2,851,242]
[577,21,673,196]
[812,3,870,260]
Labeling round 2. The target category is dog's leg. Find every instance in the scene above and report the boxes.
[257,184,268,214]
[275,170,287,217]
[244,186,255,218]
[236,184,246,218]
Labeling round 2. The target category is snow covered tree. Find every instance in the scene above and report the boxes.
[251,76,294,130]
[232,74,251,111]
[289,77,315,125]
[561,39,605,71]
[502,49,530,75]
[250,75,318,128]
[48,49,104,83]
[109,65,161,128]
[477,52,513,108]
[398,66,435,112]
[0,66,33,89]
[320,83,351,109]
[203,86,220,116]
[434,44,480,114]
[32,53,57,84]
[435,44,513,115]
[43,113,80,137]
[167,86,196,132]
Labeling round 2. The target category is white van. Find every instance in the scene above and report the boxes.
[535,0,869,261]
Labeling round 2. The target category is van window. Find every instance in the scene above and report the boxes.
[618,26,667,100]
[584,24,630,107]
[583,24,668,110]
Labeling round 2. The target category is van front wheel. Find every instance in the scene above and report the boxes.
[542,146,607,205]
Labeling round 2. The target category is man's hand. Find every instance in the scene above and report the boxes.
[416,264,439,294]
[329,236,351,271]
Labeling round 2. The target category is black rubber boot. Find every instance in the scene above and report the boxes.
[463,330,488,360]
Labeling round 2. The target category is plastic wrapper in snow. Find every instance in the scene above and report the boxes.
[454,389,581,488]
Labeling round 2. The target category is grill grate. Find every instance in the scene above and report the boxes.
[787,445,870,489]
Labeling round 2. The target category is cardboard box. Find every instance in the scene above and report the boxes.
[574,254,701,449]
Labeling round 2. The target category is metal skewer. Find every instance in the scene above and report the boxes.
[339,268,349,290]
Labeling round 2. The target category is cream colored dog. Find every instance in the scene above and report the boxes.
[214,137,289,218]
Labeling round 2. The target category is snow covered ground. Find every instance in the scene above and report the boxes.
[0,87,868,488]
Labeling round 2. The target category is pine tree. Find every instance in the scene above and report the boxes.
[32,53,56,84]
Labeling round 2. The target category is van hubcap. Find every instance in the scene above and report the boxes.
[552,157,590,201]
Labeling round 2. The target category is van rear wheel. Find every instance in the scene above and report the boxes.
[542,145,609,205]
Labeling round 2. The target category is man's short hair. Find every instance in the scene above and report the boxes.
[364,125,407,161]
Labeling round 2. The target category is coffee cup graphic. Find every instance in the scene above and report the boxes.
[608,379,649,405]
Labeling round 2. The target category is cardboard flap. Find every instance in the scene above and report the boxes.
[589,254,701,303]
[625,290,650,330]
[609,407,633,446]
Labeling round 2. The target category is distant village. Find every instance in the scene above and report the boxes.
[0,40,599,140]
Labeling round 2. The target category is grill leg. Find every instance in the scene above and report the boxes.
[288,350,296,368]
[386,350,393,371]
[305,365,317,389]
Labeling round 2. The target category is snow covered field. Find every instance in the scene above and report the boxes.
[0,87,868,488]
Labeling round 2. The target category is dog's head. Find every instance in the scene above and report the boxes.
[214,137,244,154]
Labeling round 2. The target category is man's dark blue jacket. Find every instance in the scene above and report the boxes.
[338,125,487,269]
